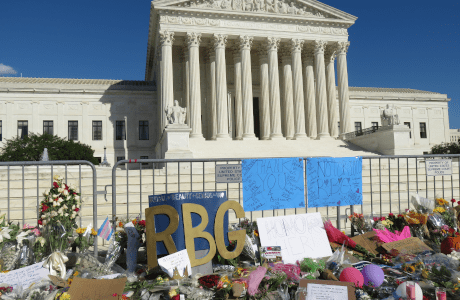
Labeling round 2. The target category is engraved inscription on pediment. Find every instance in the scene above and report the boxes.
[174,0,329,18]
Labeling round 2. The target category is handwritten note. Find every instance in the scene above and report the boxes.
[158,249,192,278]
[242,158,305,211]
[306,283,348,300]
[0,262,49,290]
[306,157,363,208]
[257,213,332,264]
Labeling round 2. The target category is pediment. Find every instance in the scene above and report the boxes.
[154,0,357,21]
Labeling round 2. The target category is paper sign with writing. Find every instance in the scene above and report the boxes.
[215,164,242,183]
[299,279,355,300]
[425,159,452,176]
[307,283,348,300]
[158,249,192,278]
[307,157,363,208]
[68,277,127,300]
[0,262,49,290]
[381,237,433,255]
[242,157,305,211]
[257,213,332,264]
[148,191,229,255]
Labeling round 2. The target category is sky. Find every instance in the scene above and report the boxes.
[2,0,460,128]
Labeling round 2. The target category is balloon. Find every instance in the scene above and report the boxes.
[361,264,384,287]
[339,267,364,288]
[395,281,423,300]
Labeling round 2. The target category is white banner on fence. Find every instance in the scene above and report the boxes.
[425,159,452,176]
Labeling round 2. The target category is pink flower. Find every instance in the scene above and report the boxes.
[32,228,40,236]
[388,213,394,217]
[23,224,34,229]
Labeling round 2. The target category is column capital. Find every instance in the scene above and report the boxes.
[186,32,202,47]
[314,40,327,54]
[266,37,280,51]
[290,39,304,53]
[207,47,216,59]
[213,34,228,49]
[324,47,337,64]
[336,41,350,55]
[239,35,254,50]
[159,30,175,46]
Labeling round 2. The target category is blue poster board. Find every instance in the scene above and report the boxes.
[148,191,229,255]
[242,157,305,211]
[306,157,363,208]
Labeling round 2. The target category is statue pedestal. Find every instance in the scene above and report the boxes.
[155,124,193,159]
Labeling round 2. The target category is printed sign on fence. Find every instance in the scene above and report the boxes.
[242,157,305,212]
[257,213,332,264]
[148,192,229,255]
[306,157,363,208]
[215,164,242,183]
[425,159,452,176]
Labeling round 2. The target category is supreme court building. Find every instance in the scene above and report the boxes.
[0,0,452,164]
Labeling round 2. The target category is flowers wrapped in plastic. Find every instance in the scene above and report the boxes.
[323,220,375,257]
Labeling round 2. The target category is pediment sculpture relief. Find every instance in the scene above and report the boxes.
[175,0,327,18]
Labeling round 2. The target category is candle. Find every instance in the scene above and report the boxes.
[436,287,447,300]
[406,282,416,299]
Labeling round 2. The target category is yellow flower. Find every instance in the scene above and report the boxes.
[168,289,178,297]
[436,198,449,206]
[91,229,97,236]
[434,207,446,214]
[56,292,71,300]
[381,220,394,226]
[76,228,86,234]
[422,269,429,279]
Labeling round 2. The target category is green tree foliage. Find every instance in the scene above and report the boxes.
[431,141,460,154]
[0,133,99,165]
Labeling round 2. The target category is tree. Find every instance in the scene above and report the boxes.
[0,133,99,165]
[431,141,460,154]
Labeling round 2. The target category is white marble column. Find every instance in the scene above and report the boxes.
[207,49,217,140]
[281,47,295,140]
[81,101,88,143]
[183,50,190,127]
[302,45,317,139]
[266,37,283,139]
[232,47,243,140]
[336,41,352,136]
[159,31,175,129]
[186,32,204,139]
[314,40,330,139]
[239,35,256,139]
[213,34,230,139]
[258,48,271,140]
[291,39,307,139]
[325,46,339,138]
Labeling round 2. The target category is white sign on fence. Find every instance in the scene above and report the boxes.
[215,164,242,183]
[425,159,452,176]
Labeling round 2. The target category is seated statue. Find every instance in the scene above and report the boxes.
[165,100,187,125]
[381,104,400,126]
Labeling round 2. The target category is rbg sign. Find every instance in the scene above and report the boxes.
[146,192,245,269]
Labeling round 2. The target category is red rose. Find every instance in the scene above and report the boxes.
[171,295,180,300]
[452,198,456,203]
[38,220,43,225]
[138,220,146,227]
[380,217,386,221]
[397,214,404,218]
[388,213,394,217]
[53,182,59,188]
[41,205,49,212]
[74,208,80,212]
[65,184,69,190]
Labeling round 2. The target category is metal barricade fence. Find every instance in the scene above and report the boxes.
[111,154,460,233]
[0,160,99,255]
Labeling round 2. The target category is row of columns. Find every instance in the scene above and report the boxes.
[157,31,352,140]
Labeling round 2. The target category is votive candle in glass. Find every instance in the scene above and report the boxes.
[436,287,447,300]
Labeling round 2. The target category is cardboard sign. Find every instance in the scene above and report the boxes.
[351,231,379,256]
[257,213,332,264]
[158,249,192,278]
[381,237,433,255]
[48,275,69,288]
[425,159,452,176]
[242,157,305,211]
[215,164,242,183]
[67,277,127,300]
[307,157,362,208]
[299,279,355,300]
[148,192,229,254]
[0,262,49,290]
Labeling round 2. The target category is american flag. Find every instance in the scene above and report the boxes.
[97,217,113,241]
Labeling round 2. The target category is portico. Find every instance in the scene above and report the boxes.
[146,0,357,147]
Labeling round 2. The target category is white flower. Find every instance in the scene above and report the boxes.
[72,205,76,210]
[58,187,64,193]
[75,195,80,201]
[43,190,49,197]
[62,204,68,210]
[53,201,59,207]
[63,189,69,196]
[64,213,69,217]
[50,211,58,217]
[42,220,47,226]
[53,194,60,199]
[71,212,77,219]
[36,236,46,247]
[0,227,13,243]
[57,197,64,205]
[69,183,76,190]
[16,231,29,245]
[53,175,61,181]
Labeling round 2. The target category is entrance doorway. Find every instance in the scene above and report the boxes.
[253,97,260,139]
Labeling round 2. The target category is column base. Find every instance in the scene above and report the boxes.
[286,136,294,140]
[270,133,285,140]
[309,136,317,140]
[190,133,205,140]
[242,133,258,140]
[316,133,332,140]
[216,134,232,140]
[294,133,308,140]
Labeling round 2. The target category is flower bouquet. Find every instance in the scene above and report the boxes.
[348,213,372,235]
[73,226,97,253]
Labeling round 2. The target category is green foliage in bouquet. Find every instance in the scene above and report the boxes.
[38,175,81,253]
[0,213,21,251]
[0,132,99,165]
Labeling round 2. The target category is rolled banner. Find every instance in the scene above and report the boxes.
[43,251,69,278]
[124,223,140,273]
